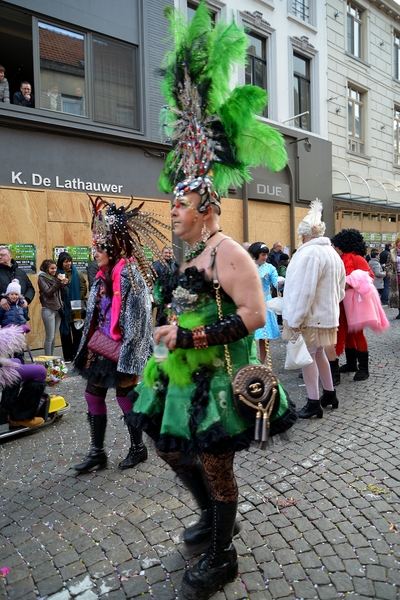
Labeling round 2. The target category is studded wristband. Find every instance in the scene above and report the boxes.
[176,314,249,350]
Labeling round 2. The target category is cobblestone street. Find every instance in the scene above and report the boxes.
[0,309,399,600]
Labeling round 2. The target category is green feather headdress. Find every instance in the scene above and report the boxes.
[158,0,288,206]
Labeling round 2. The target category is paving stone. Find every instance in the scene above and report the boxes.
[267,579,292,598]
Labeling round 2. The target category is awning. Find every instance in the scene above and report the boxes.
[333,169,400,209]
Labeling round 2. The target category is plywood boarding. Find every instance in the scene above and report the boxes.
[0,187,173,349]
[248,201,291,249]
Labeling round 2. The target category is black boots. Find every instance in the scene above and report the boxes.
[329,359,340,386]
[319,389,339,409]
[298,399,323,419]
[181,500,238,600]
[74,413,108,472]
[178,464,212,546]
[353,351,369,381]
[118,419,148,469]
[338,348,358,373]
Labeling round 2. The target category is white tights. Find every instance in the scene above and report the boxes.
[301,346,334,400]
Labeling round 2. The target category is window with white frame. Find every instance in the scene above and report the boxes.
[291,0,310,23]
[394,33,400,80]
[348,85,364,154]
[293,53,311,130]
[347,2,362,59]
[187,1,217,21]
[394,107,400,165]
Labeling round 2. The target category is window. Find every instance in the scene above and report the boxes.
[246,33,267,116]
[93,37,138,128]
[394,107,400,165]
[293,53,311,130]
[348,86,364,154]
[39,22,86,116]
[0,4,140,131]
[394,33,400,80]
[347,2,362,58]
[187,2,216,22]
[291,0,310,22]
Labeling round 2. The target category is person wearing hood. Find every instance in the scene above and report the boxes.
[282,199,346,419]
[0,246,35,313]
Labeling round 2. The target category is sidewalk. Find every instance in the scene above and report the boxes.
[0,309,399,599]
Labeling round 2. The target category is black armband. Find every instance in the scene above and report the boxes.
[176,314,249,350]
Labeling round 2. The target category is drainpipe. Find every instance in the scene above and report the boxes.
[243,181,249,242]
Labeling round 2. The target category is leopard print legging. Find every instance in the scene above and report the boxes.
[157,450,238,503]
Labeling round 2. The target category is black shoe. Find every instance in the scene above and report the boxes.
[74,448,107,472]
[396,313,400,319]
[118,445,148,469]
[298,399,323,419]
[319,389,339,409]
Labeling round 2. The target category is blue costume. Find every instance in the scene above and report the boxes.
[254,263,280,340]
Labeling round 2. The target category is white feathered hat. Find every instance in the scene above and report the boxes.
[297,198,326,238]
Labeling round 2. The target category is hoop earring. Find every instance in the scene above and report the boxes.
[201,223,210,243]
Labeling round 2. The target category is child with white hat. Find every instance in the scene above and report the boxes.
[0,279,29,327]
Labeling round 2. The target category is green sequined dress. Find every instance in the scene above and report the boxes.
[129,267,293,455]
[129,267,256,454]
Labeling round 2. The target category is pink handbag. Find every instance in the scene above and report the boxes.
[87,330,122,363]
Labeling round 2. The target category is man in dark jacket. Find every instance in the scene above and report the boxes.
[152,246,178,279]
[267,241,282,269]
[0,246,35,311]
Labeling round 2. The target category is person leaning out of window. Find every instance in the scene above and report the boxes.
[13,81,35,108]
[0,65,10,103]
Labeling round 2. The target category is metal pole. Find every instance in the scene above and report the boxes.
[243,181,249,242]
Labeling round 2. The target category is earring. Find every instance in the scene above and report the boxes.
[201,223,210,243]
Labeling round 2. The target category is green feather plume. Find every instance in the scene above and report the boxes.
[158,0,287,195]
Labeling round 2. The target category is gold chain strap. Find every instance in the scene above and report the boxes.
[214,282,273,374]
[213,282,233,376]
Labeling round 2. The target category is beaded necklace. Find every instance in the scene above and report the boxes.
[184,230,219,262]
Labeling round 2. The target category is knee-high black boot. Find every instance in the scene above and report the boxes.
[181,499,238,600]
[178,463,212,546]
[118,417,147,469]
[74,413,107,472]
[178,464,240,547]
[353,351,369,381]
[338,348,358,373]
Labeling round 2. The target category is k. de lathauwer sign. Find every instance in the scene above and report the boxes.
[10,171,124,194]
[247,178,290,204]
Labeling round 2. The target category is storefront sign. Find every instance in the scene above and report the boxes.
[247,178,290,203]
[0,243,37,273]
[11,171,124,194]
[53,246,90,270]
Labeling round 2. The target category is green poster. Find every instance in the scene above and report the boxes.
[53,246,91,270]
[0,243,37,273]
